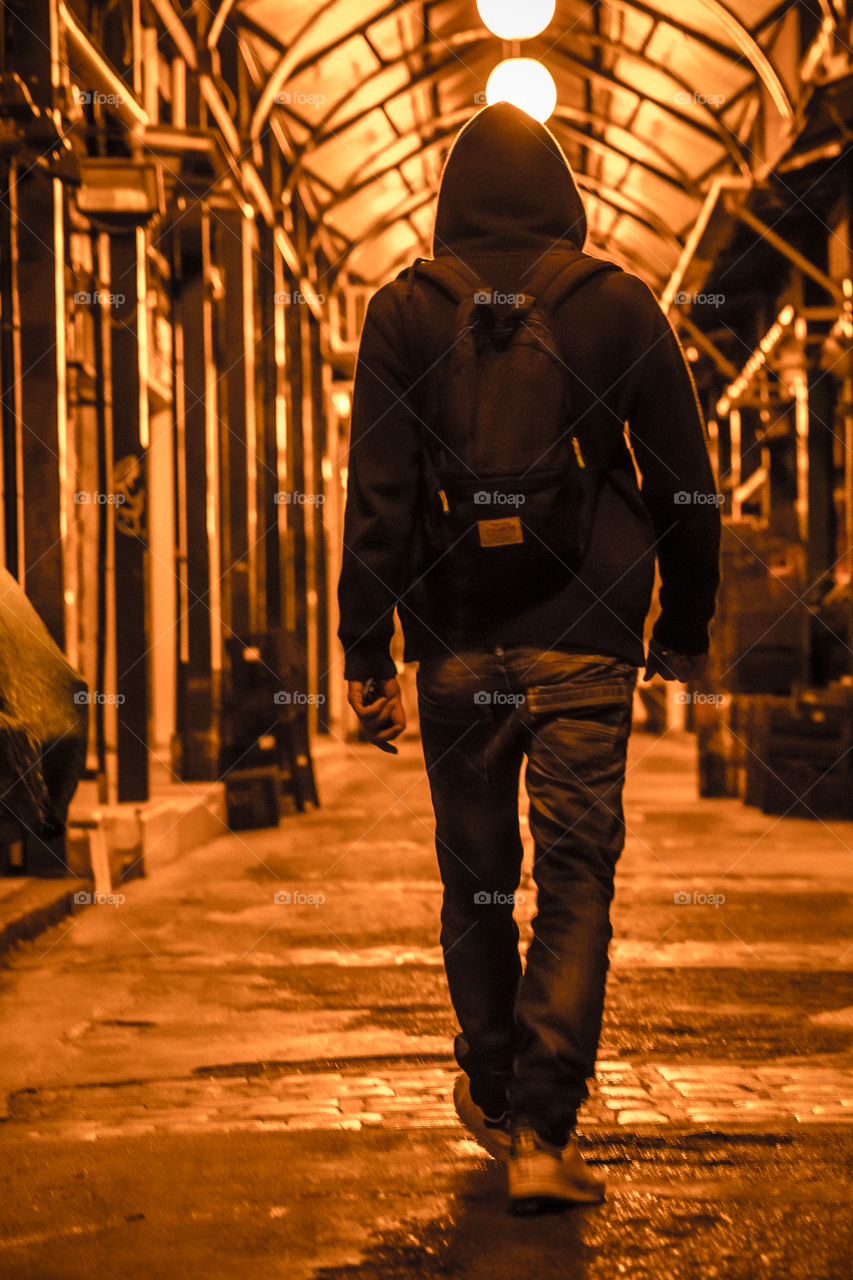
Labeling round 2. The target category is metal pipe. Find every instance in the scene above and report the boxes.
[729,408,742,517]
[60,1,150,132]
[662,175,752,314]
[793,319,810,545]
[242,211,259,632]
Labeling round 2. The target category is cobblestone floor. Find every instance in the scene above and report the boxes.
[2,732,853,1279]
[10,1058,853,1140]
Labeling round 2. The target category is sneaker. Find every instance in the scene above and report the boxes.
[508,1126,605,1212]
[452,1073,511,1161]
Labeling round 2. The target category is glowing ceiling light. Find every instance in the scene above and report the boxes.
[485,58,557,123]
[477,0,555,41]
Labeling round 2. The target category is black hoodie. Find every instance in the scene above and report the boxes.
[338,103,720,681]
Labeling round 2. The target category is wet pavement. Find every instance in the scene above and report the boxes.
[1,726,852,1278]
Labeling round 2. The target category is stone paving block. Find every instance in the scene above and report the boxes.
[253,1100,341,1115]
[337,1084,396,1098]
[261,1109,344,1124]
[379,1116,458,1129]
[616,1110,668,1124]
[729,1099,792,1109]
[598,1086,649,1097]
[272,1082,333,1095]
[780,1083,844,1093]
[336,1097,366,1114]
[672,1082,750,1096]
[794,1114,853,1124]
[278,1118,332,1130]
[373,1097,429,1111]
[684,1111,764,1123]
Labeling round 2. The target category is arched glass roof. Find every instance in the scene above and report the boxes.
[224,0,833,288]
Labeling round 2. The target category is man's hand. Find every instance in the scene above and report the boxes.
[644,639,710,684]
[348,677,406,754]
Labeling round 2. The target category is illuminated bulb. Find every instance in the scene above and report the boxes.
[477,0,555,40]
[486,58,557,123]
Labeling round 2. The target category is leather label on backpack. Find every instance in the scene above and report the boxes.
[478,517,524,547]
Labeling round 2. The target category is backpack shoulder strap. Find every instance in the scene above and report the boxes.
[404,256,484,305]
[531,254,621,315]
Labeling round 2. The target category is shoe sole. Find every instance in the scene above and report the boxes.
[453,1076,511,1162]
[509,1165,605,1210]
[509,1184,605,1213]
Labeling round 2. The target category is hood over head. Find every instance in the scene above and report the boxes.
[432,102,587,258]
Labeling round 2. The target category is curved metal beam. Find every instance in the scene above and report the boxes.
[208,0,238,49]
[282,35,483,195]
[285,28,746,201]
[553,106,700,195]
[549,44,749,175]
[325,187,438,281]
[693,0,793,122]
[321,158,681,287]
[250,0,408,140]
[574,175,683,252]
[606,0,796,123]
[248,0,795,142]
[315,108,701,229]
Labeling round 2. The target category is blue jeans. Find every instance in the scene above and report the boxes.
[416,647,637,1144]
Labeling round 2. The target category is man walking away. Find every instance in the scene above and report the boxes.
[338,103,720,1213]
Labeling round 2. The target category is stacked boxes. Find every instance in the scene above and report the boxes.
[742,690,853,819]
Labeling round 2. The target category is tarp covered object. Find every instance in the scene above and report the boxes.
[0,569,89,843]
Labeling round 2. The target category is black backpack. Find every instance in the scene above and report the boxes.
[403,252,621,616]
